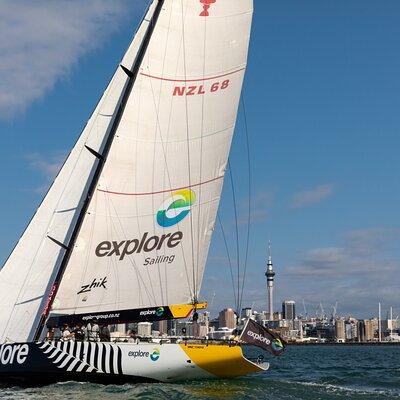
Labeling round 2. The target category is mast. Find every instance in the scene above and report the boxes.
[33,0,165,341]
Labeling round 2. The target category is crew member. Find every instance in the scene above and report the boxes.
[73,323,85,342]
[86,318,100,342]
[61,324,73,341]
[128,330,139,344]
[99,323,111,342]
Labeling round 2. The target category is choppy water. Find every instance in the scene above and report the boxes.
[1,345,399,399]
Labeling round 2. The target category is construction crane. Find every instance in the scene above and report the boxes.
[331,302,338,321]
[302,299,308,319]
[316,302,325,321]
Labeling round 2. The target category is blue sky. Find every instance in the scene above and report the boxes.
[0,0,399,319]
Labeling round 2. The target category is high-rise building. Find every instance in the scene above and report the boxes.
[358,320,366,342]
[153,320,168,335]
[370,317,379,339]
[218,308,236,329]
[345,319,358,341]
[137,322,152,337]
[358,320,374,342]
[335,319,345,342]
[241,307,252,319]
[265,242,275,320]
[282,300,296,320]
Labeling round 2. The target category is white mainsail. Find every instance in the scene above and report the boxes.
[0,0,253,341]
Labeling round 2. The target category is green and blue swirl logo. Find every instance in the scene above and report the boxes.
[157,189,196,228]
[150,348,160,362]
[156,307,164,317]
[272,338,284,354]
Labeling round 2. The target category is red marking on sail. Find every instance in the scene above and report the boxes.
[200,0,216,17]
[97,176,224,196]
[42,284,57,317]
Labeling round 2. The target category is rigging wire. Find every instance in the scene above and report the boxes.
[219,92,252,316]
[227,159,240,313]
[238,93,252,313]
[217,213,237,310]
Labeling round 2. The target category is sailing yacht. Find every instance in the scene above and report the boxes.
[0,0,274,383]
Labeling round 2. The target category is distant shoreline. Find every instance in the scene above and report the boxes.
[288,342,400,346]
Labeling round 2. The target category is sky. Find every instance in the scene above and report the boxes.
[0,0,399,320]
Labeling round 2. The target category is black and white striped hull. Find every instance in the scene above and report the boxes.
[0,341,267,385]
[38,341,123,375]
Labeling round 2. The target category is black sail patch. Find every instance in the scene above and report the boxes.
[240,319,286,356]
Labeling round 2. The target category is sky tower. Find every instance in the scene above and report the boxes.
[265,242,275,321]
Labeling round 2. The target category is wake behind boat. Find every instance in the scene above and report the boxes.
[0,0,283,384]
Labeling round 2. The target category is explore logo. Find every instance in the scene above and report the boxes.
[157,189,196,228]
[128,347,160,362]
[246,330,271,346]
[139,307,164,318]
[95,231,183,261]
[0,344,29,366]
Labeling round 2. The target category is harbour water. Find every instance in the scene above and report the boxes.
[1,345,399,399]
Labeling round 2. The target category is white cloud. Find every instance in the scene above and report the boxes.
[281,227,400,316]
[25,151,66,181]
[237,191,274,225]
[291,183,334,208]
[0,0,140,118]
[203,226,400,318]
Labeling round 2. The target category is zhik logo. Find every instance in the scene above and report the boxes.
[157,189,196,228]
[78,277,107,294]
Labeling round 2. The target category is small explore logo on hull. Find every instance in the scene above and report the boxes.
[128,347,160,362]
[157,189,196,228]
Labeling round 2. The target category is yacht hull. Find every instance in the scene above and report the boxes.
[0,341,268,385]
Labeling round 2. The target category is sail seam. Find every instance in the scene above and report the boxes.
[139,68,245,82]
[97,175,223,196]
